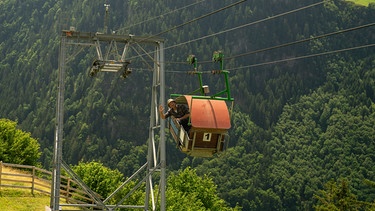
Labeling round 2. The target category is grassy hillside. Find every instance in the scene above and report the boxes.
[347,0,375,6]
[0,166,50,211]
[0,190,50,211]
[0,166,79,211]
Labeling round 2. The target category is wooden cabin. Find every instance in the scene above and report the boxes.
[168,95,231,157]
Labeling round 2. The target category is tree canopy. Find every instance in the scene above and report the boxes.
[0,118,41,166]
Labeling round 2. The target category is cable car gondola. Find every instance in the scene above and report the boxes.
[167,51,234,157]
[168,95,231,157]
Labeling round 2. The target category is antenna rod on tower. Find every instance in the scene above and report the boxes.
[104,1,110,34]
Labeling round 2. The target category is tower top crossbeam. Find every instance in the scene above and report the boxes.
[62,30,164,44]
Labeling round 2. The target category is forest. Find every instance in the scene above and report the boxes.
[0,0,374,210]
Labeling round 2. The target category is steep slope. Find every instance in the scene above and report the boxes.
[0,0,374,209]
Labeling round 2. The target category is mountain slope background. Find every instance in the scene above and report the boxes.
[0,0,374,210]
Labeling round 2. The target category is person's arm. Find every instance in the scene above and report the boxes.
[177,113,190,122]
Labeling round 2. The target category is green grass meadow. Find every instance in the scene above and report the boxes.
[347,0,375,6]
[0,189,50,211]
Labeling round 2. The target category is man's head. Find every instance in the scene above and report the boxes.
[167,99,176,108]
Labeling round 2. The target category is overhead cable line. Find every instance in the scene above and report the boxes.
[127,0,372,70]
[126,0,247,61]
[132,43,374,73]
[225,43,375,71]
[133,21,374,70]
[115,0,207,33]
[223,22,375,62]
[139,0,247,41]
[165,1,325,51]
[129,0,326,63]
[165,22,375,65]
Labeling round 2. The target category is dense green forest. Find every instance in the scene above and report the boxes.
[0,0,374,210]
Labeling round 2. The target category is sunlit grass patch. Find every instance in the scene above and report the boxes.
[346,0,375,6]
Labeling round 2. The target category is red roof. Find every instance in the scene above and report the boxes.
[183,95,231,129]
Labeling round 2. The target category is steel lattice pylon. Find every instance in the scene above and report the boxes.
[50,29,166,211]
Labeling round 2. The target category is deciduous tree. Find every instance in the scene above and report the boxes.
[0,118,40,166]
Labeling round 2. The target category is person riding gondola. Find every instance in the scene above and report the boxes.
[159,99,191,133]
